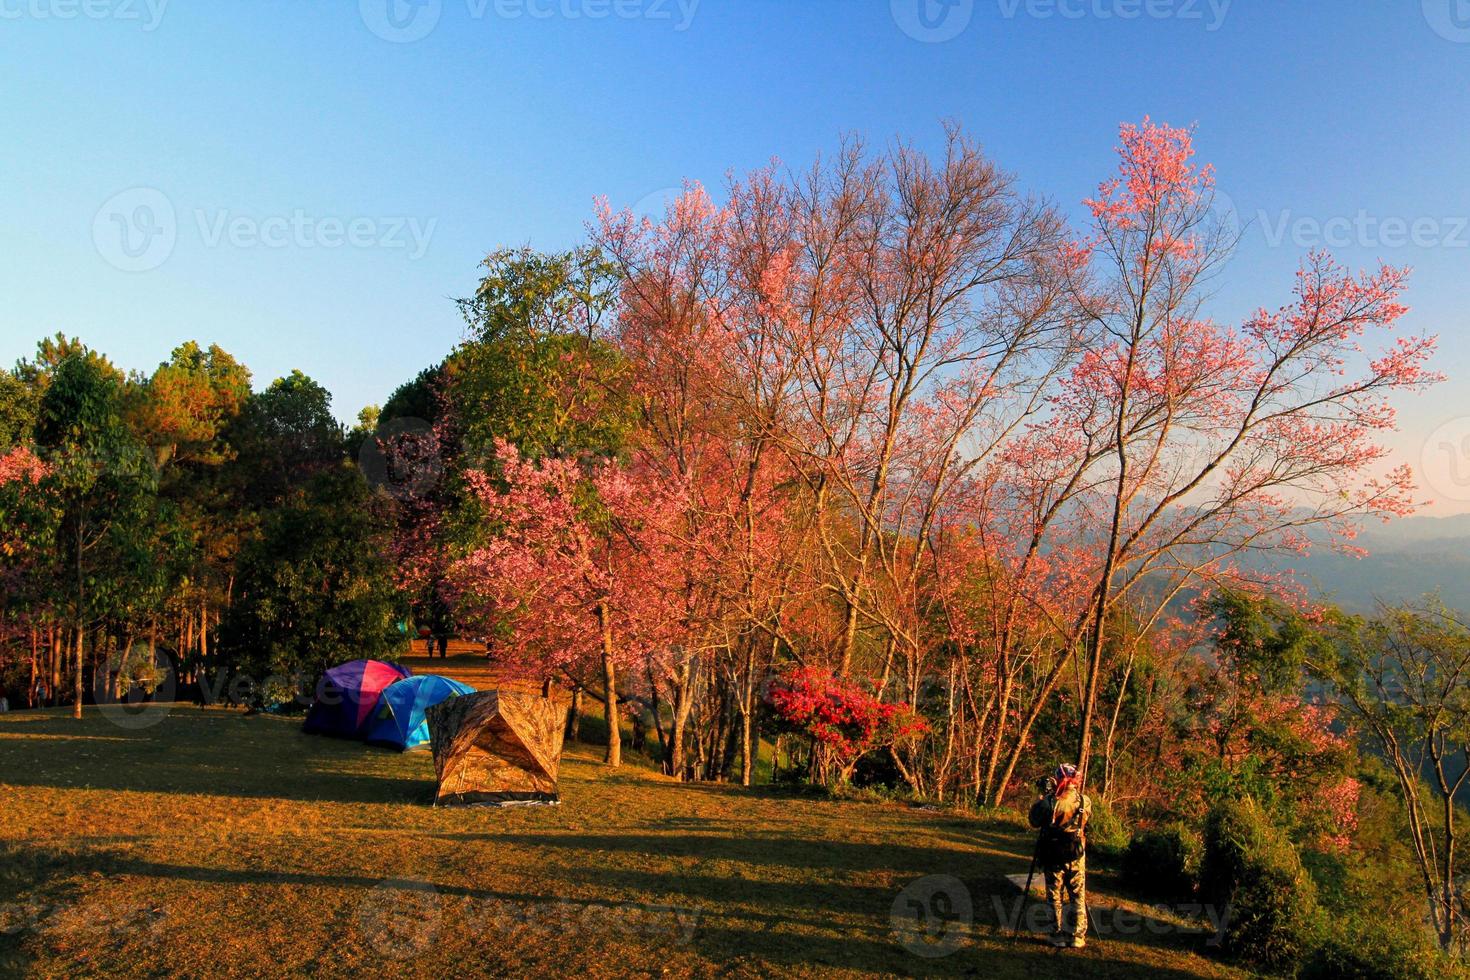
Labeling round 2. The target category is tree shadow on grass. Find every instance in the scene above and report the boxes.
[487,829,976,874]
[4,845,1223,980]
[477,830,1229,975]
[0,709,436,805]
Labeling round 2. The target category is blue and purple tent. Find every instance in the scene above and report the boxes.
[365,675,475,751]
[303,659,412,739]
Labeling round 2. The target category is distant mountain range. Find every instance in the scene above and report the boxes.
[1283,514,1470,612]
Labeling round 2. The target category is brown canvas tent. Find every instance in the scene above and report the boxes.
[425,690,566,805]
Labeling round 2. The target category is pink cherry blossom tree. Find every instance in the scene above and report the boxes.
[448,439,681,767]
[1053,120,1437,783]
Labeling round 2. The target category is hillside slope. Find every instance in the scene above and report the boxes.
[0,705,1242,978]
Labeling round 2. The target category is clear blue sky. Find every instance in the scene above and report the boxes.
[3,0,1469,510]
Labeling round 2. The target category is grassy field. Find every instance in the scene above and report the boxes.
[0,674,1243,978]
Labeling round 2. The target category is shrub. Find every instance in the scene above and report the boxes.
[763,668,927,782]
[1301,914,1442,980]
[1200,796,1318,970]
[1123,824,1200,900]
[1086,795,1130,857]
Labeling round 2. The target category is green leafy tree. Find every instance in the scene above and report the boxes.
[448,245,631,464]
[217,465,405,705]
[15,333,124,394]
[34,351,162,718]
[386,248,634,653]
[125,343,254,683]
[1312,600,1470,951]
[226,370,345,510]
[128,341,252,470]
[381,365,442,426]
[0,371,38,452]
[1158,593,1357,837]
[345,404,381,461]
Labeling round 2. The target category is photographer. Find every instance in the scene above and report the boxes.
[1027,763,1091,949]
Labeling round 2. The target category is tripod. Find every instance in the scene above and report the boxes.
[1012,832,1043,938]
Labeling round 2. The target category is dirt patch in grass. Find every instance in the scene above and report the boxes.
[0,707,1242,979]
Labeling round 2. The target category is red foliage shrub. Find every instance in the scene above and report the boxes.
[764,667,927,776]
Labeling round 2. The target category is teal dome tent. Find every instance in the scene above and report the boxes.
[366,675,475,751]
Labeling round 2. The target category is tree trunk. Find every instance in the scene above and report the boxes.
[1099,647,1139,799]
[981,662,1013,804]
[646,664,667,760]
[630,706,647,752]
[838,600,859,676]
[991,638,1080,805]
[565,685,582,742]
[710,688,732,782]
[935,658,959,803]
[597,602,620,768]
[148,623,159,701]
[109,634,122,701]
[667,658,695,780]
[1079,332,1138,784]
[49,625,60,705]
[74,518,85,720]
[198,600,209,680]
[73,622,84,720]
[28,628,39,708]
[1077,596,1110,784]
[738,706,754,787]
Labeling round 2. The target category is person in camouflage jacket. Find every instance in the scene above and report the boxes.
[1028,763,1091,948]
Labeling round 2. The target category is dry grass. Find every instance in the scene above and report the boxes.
[0,696,1244,979]
[396,651,536,696]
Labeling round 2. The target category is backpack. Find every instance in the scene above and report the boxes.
[1036,788,1086,866]
[1038,821,1085,866]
